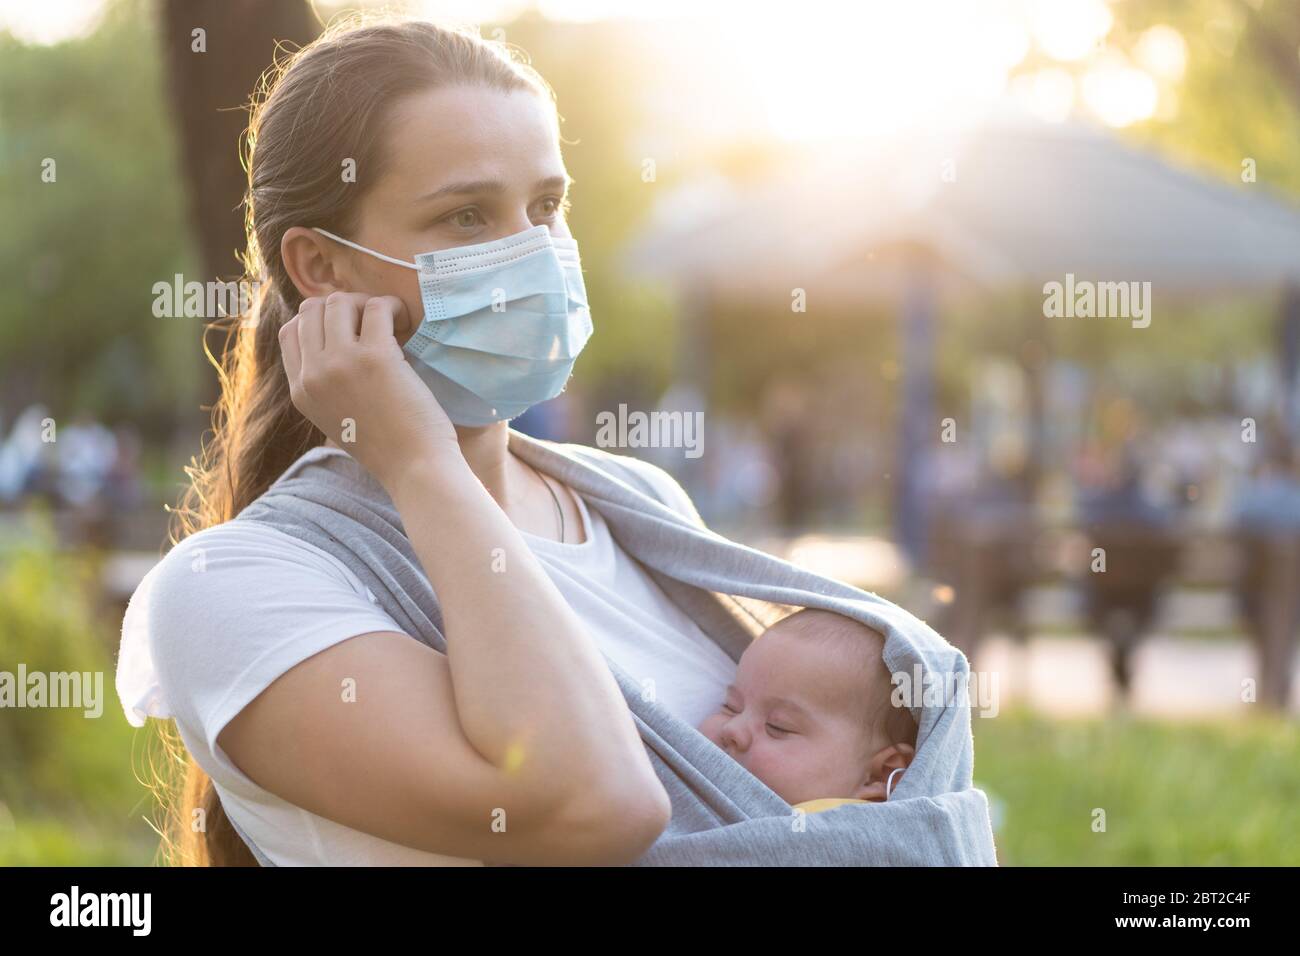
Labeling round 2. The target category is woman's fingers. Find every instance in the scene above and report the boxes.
[323,291,368,348]
[359,295,409,347]
[296,296,326,354]
[274,290,456,474]
[278,314,303,386]
[286,295,412,414]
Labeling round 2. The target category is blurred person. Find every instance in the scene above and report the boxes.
[0,402,57,505]
[761,376,816,532]
[1076,446,1180,698]
[1230,436,1300,708]
[55,414,118,508]
[103,423,146,512]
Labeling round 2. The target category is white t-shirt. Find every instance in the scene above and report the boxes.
[115,446,737,866]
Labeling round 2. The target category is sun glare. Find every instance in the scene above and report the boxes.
[14,0,1170,136]
[0,0,104,44]
[723,0,1031,141]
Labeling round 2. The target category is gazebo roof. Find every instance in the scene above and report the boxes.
[622,118,1300,303]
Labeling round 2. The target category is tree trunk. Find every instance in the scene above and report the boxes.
[158,0,318,404]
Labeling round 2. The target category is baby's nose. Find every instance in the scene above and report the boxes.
[720,720,748,753]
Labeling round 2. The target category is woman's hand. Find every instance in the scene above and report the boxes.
[278,292,462,486]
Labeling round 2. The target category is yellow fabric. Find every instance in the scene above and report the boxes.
[792,797,870,814]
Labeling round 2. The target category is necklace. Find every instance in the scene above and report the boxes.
[523,458,565,542]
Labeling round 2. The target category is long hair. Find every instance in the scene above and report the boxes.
[147,12,555,866]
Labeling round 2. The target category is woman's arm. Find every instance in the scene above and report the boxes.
[217,293,671,864]
[218,627,668,865]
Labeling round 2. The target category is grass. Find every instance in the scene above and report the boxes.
[0,513,162,866]
[973,705,1300,865]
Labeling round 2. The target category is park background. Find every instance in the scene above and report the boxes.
[2,0,1299,865]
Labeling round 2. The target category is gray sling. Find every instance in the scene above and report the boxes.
[227,429,998,866]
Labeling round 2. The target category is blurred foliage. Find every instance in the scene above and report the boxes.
[0,0,201,433]
[0,512,157,864]
[975,705,1300,865]
[2,1,1295,436]
[1022,0,1300,203]
[1127,0,1300,201]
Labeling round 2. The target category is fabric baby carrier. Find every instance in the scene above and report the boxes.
[226,429,999,866]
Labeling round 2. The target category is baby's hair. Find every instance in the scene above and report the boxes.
[772,608,918,755]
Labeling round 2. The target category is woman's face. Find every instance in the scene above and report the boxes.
[289,84,573,346]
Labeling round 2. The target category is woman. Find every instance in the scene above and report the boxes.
[117,15,741,866]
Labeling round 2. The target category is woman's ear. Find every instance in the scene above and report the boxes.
[281,226,349,300]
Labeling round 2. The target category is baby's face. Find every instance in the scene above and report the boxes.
[698,621,876,806]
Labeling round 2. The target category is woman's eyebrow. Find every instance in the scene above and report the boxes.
[415,174,572,204]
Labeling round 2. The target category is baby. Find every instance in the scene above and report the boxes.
[698,608,918,813]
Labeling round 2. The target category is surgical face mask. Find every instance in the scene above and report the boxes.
[312,223,592,426]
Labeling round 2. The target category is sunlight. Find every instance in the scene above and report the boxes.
[724,0,1029,141]
[414,0,1163,139]
[0,0,104,45]
[1030,0,1112,62]
[417,0,1035,142]
[1081,52,1159,127]
[1133,24,1188,81]
[11,0,1169,137]
[1008,67,1076,124]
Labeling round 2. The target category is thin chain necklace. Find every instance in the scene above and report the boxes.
[523,458,565,543]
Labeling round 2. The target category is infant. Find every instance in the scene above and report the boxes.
[698,608,918,813]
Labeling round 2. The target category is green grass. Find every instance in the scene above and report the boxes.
[0,513,163,866]
[973,706,1300,865]
[0,812,158,866]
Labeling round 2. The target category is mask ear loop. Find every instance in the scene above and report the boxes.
[886,767,904,800]
[312,227,419,270]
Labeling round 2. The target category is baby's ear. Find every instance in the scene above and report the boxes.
[852,779,886,802]
[855,742,914,801]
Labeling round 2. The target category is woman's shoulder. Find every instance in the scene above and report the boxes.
[140,519,364,593]
[130,519,388,638]
[116,518,398,727]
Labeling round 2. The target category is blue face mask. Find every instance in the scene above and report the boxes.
[312,223,593,426]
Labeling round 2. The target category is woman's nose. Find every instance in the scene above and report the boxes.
[501,212,538,239]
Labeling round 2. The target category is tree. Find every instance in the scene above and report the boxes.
[159,0,318,284]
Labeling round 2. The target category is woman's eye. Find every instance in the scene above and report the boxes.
[444,208,483,229]
[537,195,570,220]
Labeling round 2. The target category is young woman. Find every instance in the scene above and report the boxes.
[116,15,739,866]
